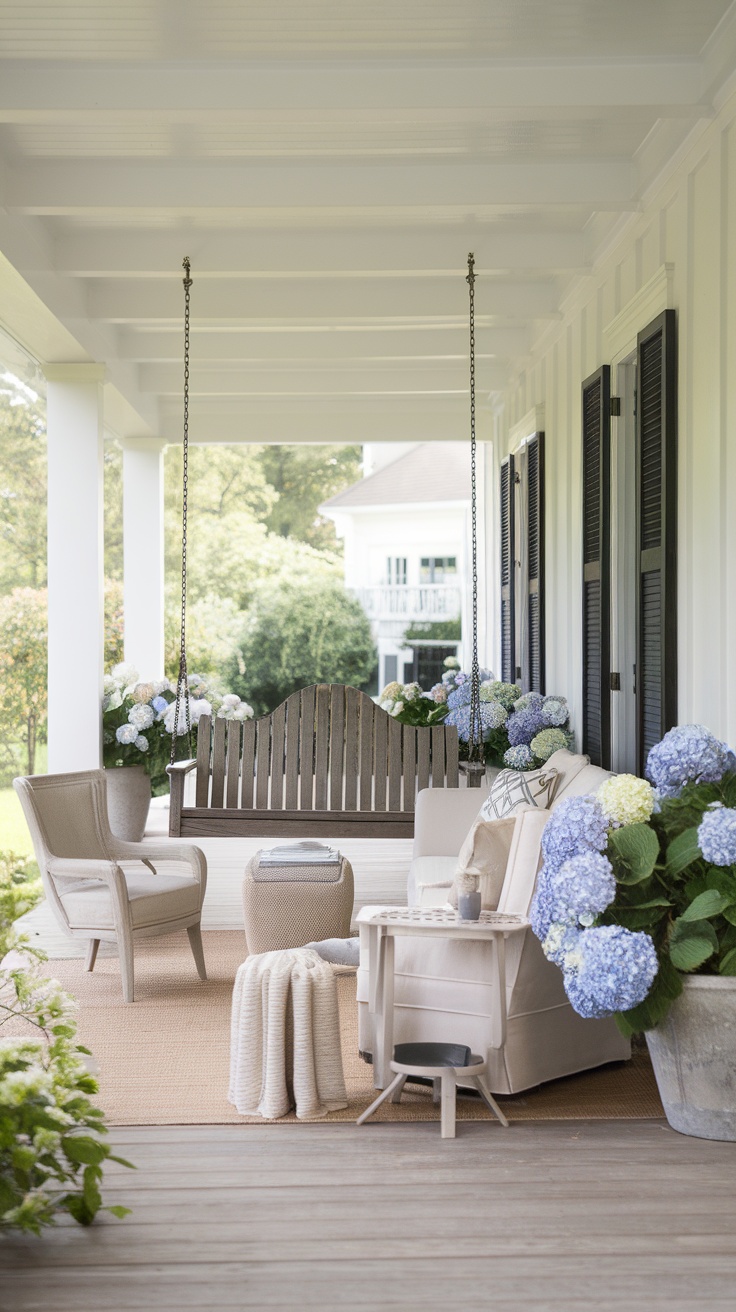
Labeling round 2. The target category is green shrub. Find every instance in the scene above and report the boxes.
[0,850,134,1233]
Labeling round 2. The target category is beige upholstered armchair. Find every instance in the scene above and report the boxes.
[14,770,208,1003]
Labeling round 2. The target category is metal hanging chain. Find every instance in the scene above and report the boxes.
[466,251,483,766]
[171,257,194,766]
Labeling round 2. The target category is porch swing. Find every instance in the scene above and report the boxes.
[166,256,486,840]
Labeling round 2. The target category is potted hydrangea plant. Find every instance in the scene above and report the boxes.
[102,664,253,840]
[531,723,736,1141]
[379,662,574,775]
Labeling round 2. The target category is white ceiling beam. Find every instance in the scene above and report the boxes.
[87,277,560,323]
[138,362,511,395]
[158,396,495,445]
[0,211,157,433]
[0,60,707,115]
[54,228,588,277]
[6,159,638,213]
[119,323,530,362]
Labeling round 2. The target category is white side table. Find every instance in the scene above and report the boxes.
[357,905,530,1091]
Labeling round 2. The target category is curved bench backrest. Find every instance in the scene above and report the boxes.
[171,684,460,838]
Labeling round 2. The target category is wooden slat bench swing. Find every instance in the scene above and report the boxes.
[168,683,459,839]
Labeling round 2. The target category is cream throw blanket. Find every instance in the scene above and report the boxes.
[229,948,348,1120]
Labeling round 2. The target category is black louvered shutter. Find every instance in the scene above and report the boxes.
[636,310,677,774]
[526,433,545,693]
[581,367,611,767]
[500,455,516,683]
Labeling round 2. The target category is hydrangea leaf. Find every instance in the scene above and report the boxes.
[678,889,730,922]
[609,824,660,884]
[668,918,718,971]
[722,905,736,927]
[718,947,736,976]
[665,827,702,877]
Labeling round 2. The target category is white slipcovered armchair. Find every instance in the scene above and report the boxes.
[358,750,630,1094]
[14,770,208,1003]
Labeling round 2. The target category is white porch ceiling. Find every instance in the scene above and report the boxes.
[0,0,735,443]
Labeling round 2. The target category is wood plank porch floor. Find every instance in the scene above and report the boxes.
[2,1121,736,1310]
[9,804,736,1309]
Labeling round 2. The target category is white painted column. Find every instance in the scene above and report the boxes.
[122,438,166,677]
[45,364,105,773]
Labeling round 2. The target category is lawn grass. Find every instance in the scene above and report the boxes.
[0,786,34,856]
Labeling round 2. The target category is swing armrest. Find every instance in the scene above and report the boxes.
[167,759,198,775]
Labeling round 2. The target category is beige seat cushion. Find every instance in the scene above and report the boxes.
[59,864,200,930]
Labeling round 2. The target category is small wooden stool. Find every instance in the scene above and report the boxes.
[356,1041,509,1138]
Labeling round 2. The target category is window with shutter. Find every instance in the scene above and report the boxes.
[636,310,677,774]
[499,455,516,683]
[581,366,611,768]
[526,433,545,693]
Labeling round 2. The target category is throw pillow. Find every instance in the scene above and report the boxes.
[449,814,518,910]
[479,765,559,821]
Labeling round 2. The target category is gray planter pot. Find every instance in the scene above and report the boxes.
[457,891,482,922]
[105,764,152,842]
[646,975,736,1141]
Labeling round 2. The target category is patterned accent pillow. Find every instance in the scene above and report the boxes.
[479,766,559,821]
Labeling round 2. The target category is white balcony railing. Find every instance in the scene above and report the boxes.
[353,584,462,622]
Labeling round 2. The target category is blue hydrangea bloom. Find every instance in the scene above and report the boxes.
[504,744,534,770]
[646,724,733,798]
[541,696,569,728]
[563,925,658,1019]
[152,696,168,713]
[513,691,544,713]
[447,683,472,709]
[529,871,558,941]
[541,923,581,968]
[506,703,546,746]
[540,795,610,871]
[445,701,507,744]
[697,805,736,867]
[546,852,616,925]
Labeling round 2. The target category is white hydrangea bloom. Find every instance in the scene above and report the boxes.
[131,682,155,704]
[391,701,404,716]
[190,698,213,724]
[103,674,118,695]
[128,703,155,731]
[103,689,123,713]
[596,774,655,828]
[115,723,138,745]
[233,702,254,721]
[163,701,191,735]
[135,735,149,752]
[151,679,170,696]
[221,694,241,710]
[111,662,138,687]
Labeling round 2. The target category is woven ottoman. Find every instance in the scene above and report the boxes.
[242,852,354,955]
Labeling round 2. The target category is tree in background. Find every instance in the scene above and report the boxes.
[258,444,361,550]
[0,374,47,593]
[230,579,377,716]
[0,588,47,775]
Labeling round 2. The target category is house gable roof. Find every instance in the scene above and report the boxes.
[321,443,471,510]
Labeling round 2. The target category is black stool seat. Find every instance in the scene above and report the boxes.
[393,1042,472,1069]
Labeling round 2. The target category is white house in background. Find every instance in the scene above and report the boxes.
[320,442,471,692]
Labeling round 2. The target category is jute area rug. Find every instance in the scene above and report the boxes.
[43,931,663,1126]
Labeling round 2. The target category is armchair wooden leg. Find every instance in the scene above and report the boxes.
[85,939,100,972]
[119,936,135,1003]
[187,923,207,980]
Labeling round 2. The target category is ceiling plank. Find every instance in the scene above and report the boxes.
[86,276,561,323]
[7,159,638,212]
[54,228,588,277]
[0,60,706,115]
[118,324,530,361]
